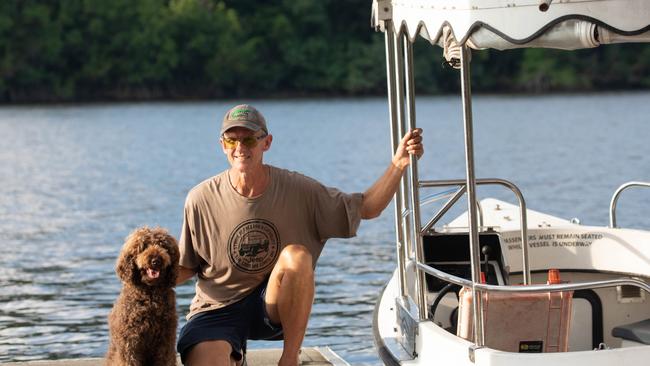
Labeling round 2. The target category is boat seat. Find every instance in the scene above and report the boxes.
[612,318,650,345]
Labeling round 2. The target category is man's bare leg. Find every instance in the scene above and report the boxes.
[185,340,242,366]
[265,244,315,366]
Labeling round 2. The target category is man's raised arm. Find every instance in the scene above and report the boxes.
[360,128,424,220]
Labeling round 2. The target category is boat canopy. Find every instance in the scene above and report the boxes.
[372,0,650,50]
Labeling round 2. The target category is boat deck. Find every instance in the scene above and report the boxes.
[0,347,349,366]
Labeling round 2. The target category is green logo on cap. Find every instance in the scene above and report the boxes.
[231,108,252,120]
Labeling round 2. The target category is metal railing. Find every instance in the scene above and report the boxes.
[417,178,532,285]
[419,187,485,234]
[416,261,650,295]
[609,181,650,228]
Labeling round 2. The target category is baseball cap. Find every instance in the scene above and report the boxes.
[221,104,268,135]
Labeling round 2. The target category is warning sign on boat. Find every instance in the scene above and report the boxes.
[503,232,603,251]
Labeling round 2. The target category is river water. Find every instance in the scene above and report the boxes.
[1,93,649,364]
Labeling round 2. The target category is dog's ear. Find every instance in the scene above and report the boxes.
[116,228,145,283]
[115,244,135,283]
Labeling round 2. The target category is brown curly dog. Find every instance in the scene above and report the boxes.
[106,227,180,366]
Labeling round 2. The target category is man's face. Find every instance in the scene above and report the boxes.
[221,127,271,172]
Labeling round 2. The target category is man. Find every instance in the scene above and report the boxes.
[176,104,423,366]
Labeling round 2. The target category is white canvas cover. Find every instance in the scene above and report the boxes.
[372,0,650,50]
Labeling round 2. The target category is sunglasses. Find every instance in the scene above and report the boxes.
[222,133,267,149]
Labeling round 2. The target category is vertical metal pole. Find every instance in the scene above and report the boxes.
[460,45,485,346]
[384,21,407,299]
[395,33,413,268]
[404,35,427,319]
[520,203,531,285]
[395,30,414,289]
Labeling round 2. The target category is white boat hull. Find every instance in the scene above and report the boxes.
[375,269,650,365]
[373,199,650,365]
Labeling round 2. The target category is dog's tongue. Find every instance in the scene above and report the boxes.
[147,268,160,279]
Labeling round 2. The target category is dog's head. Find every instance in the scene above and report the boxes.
[116,227,179,288]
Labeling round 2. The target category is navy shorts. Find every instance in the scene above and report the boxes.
[177,282,283,364]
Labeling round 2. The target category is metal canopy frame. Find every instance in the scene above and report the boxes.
[383,23,490,347]
[383,19,535,355]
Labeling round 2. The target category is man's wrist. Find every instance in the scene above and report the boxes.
[391,159,408,172]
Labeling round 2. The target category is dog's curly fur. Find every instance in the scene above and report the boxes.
[106,227,180,366]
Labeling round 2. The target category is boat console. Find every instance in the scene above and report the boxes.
[422,232,506,291]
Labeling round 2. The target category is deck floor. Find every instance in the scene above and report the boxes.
[0,347,349,366]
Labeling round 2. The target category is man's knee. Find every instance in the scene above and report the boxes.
[185,340,235,366]
[278,244,313,273]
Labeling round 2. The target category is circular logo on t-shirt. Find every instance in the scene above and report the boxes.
[228,219,280,274]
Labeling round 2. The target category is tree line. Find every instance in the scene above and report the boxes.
[1,0,649,103]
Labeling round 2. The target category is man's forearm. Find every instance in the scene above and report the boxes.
[360,162,406,219]
[177,266,197,285]
[360,128,423,220]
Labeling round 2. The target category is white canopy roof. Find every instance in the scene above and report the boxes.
[372,0,650,50]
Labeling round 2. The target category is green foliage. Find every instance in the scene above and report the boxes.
[0,1,648,102]
[515,48,591,91]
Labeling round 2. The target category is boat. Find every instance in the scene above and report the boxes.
[370,1,650,365]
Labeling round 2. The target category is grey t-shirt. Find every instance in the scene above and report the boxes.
[179,165,363,319]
